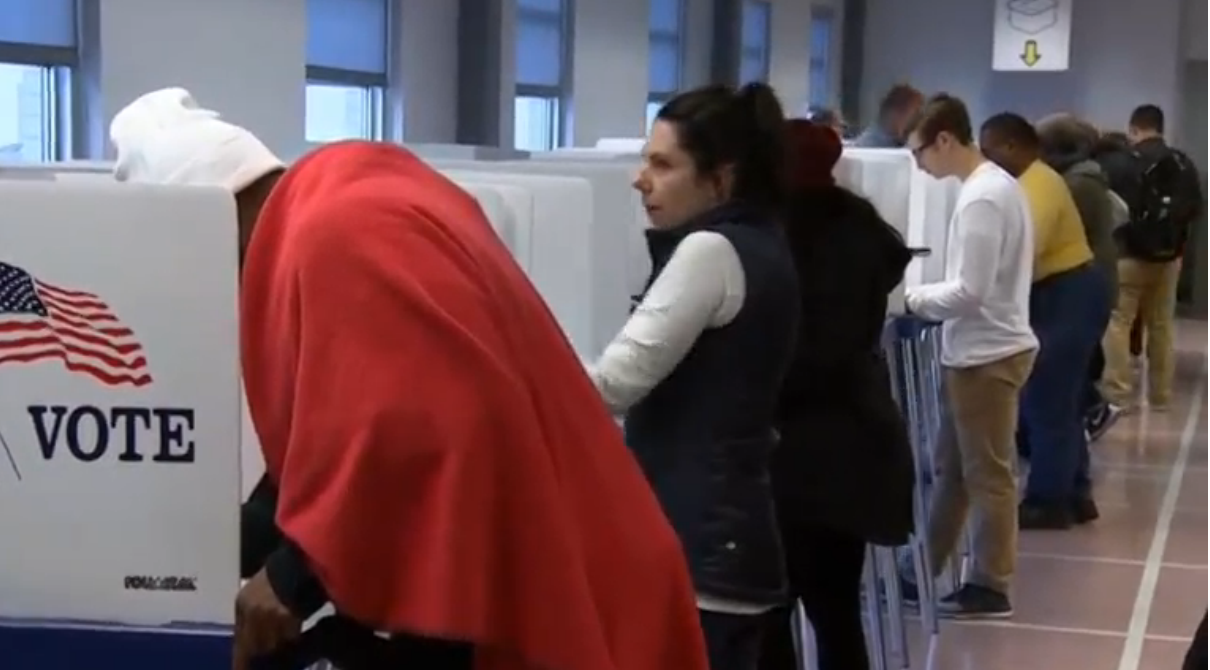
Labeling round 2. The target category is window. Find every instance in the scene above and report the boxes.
[515,96,561,152]
[305,0,389,142]
[304,84,383,143]
[739,0,771,84]
[515,0,567,151]
[645,101,663,131]
[648,0,683,123]
[0,0,77,162]
[809,7,835,108]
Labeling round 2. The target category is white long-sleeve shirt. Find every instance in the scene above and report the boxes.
[587,230,773,615]
[589,231,745,413]
[905,161,1038,368]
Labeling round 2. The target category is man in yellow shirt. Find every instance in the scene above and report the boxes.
[979,113,1112,531]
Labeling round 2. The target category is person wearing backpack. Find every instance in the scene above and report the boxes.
[1100,105,1203,412]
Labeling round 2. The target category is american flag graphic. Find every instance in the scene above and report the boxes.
[0,261,153,387]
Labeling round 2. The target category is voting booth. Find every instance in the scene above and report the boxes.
[430,157,641,359]
[0,161,116,183]
[834,148,962,302]
[0,180,241,640]
[0,142,966,668]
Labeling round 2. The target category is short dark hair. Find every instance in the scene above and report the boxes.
[657,82,788,211]
[1129,104,1165,133]
[878,84,923,119]
[981,112,1039,149]
[1096,131,1130,154]
[904,93,973,146]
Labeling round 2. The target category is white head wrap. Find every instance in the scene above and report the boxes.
[110,87,284,192]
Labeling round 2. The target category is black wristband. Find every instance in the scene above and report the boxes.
[264,540,329,620]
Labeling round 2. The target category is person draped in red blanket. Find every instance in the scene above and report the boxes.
[109,87,709,670]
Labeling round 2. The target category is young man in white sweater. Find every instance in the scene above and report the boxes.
[900,94,1039,619]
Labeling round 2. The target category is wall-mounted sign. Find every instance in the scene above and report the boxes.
[992,0,1073,72]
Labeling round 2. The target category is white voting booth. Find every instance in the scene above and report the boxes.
[0,141,963,667]
[837,148,962,310]
[442,169,597,352]
[0,179,241,628]
[424,155,642,359]
[0,162,116,183]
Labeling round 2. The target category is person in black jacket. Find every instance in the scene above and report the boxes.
[1093,130,1147,359]
[757,120,915,670]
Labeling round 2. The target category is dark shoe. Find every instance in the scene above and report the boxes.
[1071,498,1100,524]
[937,584,1013,619]
[1019,500,1074,530]
[1087,403,1123,442]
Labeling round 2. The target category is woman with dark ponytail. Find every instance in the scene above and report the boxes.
[586,82,801,670]
[758,120,915,670]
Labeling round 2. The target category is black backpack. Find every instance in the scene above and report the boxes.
[1119,148,1202,261]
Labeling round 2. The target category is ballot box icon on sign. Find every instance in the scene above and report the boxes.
[1006,0,1059,34]
[0,261,154,480]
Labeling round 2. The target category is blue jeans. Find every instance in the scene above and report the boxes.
[1020,263,1112,503]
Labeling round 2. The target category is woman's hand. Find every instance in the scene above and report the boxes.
[232,568,302,670]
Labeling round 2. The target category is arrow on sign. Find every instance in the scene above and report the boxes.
[1020,39,1042,67]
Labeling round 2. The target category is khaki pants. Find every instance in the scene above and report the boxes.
[927,350,1036,595]
[1102,258,1182,407]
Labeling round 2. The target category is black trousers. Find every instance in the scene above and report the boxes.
[700,609,767,670]
[757,522,869,670]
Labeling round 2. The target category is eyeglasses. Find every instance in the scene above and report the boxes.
[909,139,934,163]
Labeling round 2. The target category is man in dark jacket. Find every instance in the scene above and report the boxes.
[1092,131,1147,360]
[1097,105,1203,413]
[1036,113,1121,441]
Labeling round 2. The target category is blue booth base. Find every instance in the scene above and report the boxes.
[0,621,232,670]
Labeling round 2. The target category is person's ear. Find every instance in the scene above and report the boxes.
[710,163,736,201]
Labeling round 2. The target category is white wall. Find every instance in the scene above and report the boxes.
[395,0,460,143]
[73,0,842,154]
[568,0,651,145]
[770,0,845,117]
[79,0,466,154]
[1182,0,1208,61]
[431,0,848,146]
[860,0,1206,137]
[562,0,846,145]
[81,0,307,159]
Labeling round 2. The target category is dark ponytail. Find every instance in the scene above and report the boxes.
[655,82,789,212]
[731,82,788,209]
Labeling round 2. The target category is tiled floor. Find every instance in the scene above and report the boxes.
[903,320,1207,670]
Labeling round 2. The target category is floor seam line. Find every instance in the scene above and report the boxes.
[1116,372,1206,670]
